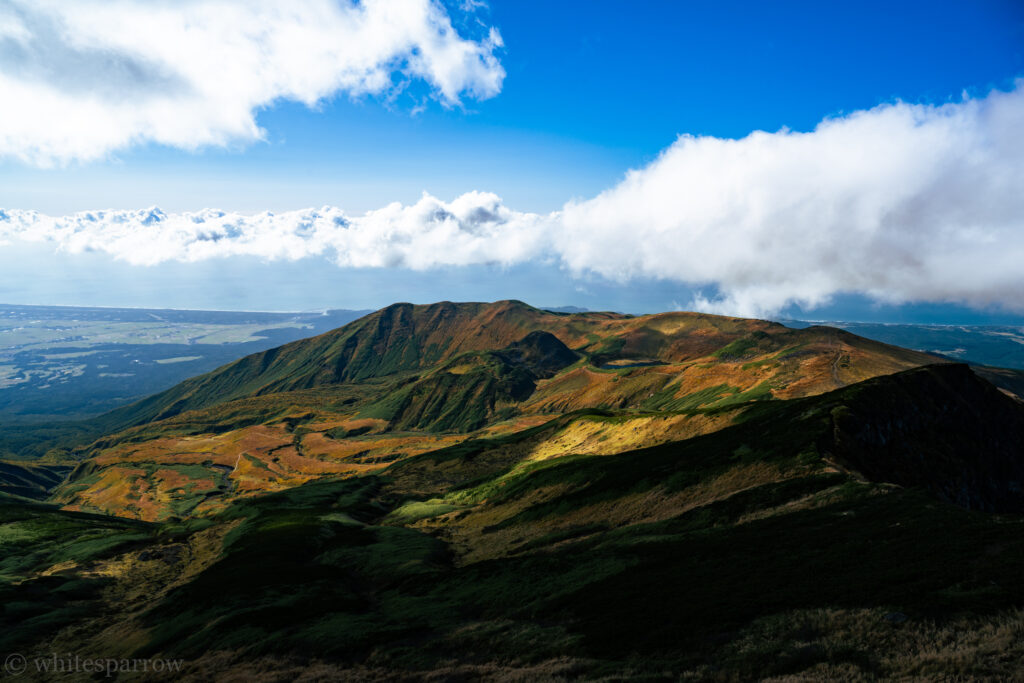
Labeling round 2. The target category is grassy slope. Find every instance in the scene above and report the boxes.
[3,364,1024,679]
[90,301,938,434]
[45,302,947,521]
[92,301,561,430]
[0,460,73,501]
[0,499,154,654]
[972,364,1024,400]
[7,302,1023,678]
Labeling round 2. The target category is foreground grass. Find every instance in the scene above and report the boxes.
[1,364,1023,679]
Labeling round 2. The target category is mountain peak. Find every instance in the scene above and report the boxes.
[96,301,939,432]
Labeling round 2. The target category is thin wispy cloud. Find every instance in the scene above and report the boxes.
[2,84,1022,316]
[0,0,504,166]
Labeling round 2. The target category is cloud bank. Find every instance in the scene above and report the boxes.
[0,0,504,165]
[2,84,1023,317]
[0,192,546,269]
[557,83,1024,316]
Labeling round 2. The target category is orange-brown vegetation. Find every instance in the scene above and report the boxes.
[54,302,940,522]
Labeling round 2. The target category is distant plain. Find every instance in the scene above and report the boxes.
[0,305,368,419]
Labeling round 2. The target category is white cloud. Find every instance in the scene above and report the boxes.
[0,0,504,165]
[2,84,1023,316]
[0,192,547,268]
[557,82,1024,316]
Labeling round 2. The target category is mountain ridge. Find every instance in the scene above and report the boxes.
[94,300,939,434]
[4,301,1024,680]
[42,300,954,523]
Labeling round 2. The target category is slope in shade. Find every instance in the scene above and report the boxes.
[5,361,1024,679]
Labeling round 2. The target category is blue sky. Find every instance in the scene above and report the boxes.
[0,0,1022,320]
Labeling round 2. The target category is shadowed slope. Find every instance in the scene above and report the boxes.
[386,363,1024,567]
[6,362,1024,680]
[828,363,1024,511]
[0,461,73,501]
[363,332,580,433]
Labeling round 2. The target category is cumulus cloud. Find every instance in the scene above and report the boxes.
[0,192,547,268]
[2,83,1023,316]
[557,82,1024,316]
[0,0,504,165]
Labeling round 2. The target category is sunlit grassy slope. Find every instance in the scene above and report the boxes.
[3,301,1023,679]
[2,363,1024,679]
[94,300,935,429]
[53,301,942,520]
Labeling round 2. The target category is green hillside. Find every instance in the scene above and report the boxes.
[93,300,935,435]
[2,302,1022,679]
[2,363,1024,679]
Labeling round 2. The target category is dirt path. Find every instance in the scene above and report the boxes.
[830,331,844,387]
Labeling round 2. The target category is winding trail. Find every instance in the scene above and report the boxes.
[830,331,844,387]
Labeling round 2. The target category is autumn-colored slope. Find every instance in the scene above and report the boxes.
[7,362,1024,681]
[55,301,942,521]
[97,300,937,431]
